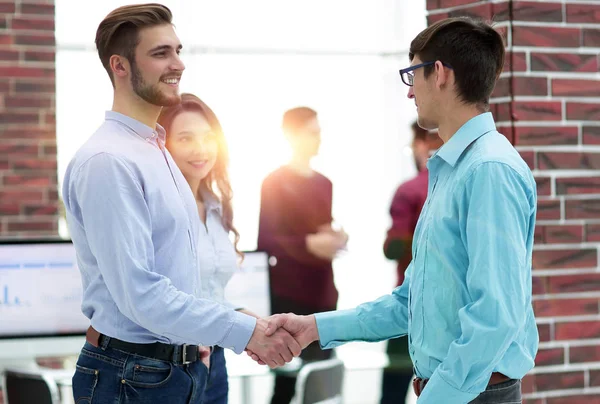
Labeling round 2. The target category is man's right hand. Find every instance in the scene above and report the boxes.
[306,232,345,260]
[245,318,302,369]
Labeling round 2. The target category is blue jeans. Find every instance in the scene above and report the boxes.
[72,340,210,404]
[203,347,228,404]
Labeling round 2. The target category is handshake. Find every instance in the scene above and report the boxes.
[244,313,318,369]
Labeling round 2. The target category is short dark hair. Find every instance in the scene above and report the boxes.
[409,17,505,110]
[282,107,317,133]
[95,3,173,86]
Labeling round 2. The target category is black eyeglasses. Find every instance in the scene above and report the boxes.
[399,61,453,86]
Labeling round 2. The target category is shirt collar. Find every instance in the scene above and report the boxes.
[105,111,167,144]
[433,112,496,167]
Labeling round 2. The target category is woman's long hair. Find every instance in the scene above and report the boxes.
[158,93,241,257]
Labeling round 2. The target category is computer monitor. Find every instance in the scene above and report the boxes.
[0,239,87,368]
[225,251,272,317]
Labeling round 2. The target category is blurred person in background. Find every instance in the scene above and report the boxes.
[257,107,348,404]
[380,121,440,404]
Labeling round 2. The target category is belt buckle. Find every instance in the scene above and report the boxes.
[181,344,192,365]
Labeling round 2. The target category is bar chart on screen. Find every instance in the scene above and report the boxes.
[0,242,89,337]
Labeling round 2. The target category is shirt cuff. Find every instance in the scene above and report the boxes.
[315,308,360,350]
[417,370,478,404]
[219,310,257,354]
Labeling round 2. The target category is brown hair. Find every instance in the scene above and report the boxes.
[409,17,505,110]
[95,3,173,86]
[282,107,317,133]
[158,94,242,257]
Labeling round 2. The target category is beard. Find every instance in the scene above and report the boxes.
[131,62,181,107]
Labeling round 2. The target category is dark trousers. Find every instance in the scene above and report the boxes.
[380,337,413,404]
[270,295,335,404]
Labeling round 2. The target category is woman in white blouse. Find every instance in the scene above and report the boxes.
[159,93,258,403]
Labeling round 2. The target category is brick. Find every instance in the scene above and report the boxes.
[522,374,535,394]
[504,51,527,72]
[512,77,548,96]
[538,152,600,170]
[549,273,600,294]
[5,96,52,109]
[0,144,38,155]
[11,17,54,31]
[0,190,44,203]
[427,13,448,25]
[0,111,39,125]
[0,50,19,61]
[12,159,57,170]
[538,323,551,342]
[0,204,19,215]
[544,224,584,244]
[531,53,598,73]
[591,370,600,387]
[3,174,55,187]
[523,399,544,404]
[513,101,562,122]
[535,347,564,366]
[567,4,600,23]
[426,0,438,11]
[0,2,16,13]
[515,126,578,147]
[535,371,584,391]
[492,1,509,22]
[553,79,600,97]
[534,298,598,317]
[22,204,59,216]
[512,1,563,22]
[493,102,512,122]
[520,151,534,170]
[536,200,561,220]
[565,199,600,220]
[548,395,600,404]
[570,345,600,364]
[19,3,54,15]
[0,33,13,45]
[438,0,481,8]
[533,249,597,270]
[0,67,54,78]
[7,220,56,232]
[535,176,551,196]
[44,111,55,126]
[555,320,600,340]
[532,275,549,295]
[513,26,580,48]
[567,103,600,121]
[23,50,54,62]
[583,126,600,145]
[556,176,600,195]
[496,26,508,48]
[448,3,492,20]
[15,79,55,93]
[14,33,55,47]
[588,224,600,242]
[583,30,600,47]
[0,128,56,140]
[41,144,57,156]
[492,77,510,98]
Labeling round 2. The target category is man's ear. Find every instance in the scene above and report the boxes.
[434,60,449,90]
[109,55,130,79]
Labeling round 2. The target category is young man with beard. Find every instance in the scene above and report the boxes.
[256,17,539,404]
[62,4,300,403]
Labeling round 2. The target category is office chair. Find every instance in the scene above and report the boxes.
[293,358,345,404]
[3,367,61,404]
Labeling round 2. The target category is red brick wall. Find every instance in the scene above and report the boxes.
[427,1,600,403]
[0,0,59,238]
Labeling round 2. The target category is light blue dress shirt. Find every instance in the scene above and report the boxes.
[62,111,256,353]
[315,113,538,403]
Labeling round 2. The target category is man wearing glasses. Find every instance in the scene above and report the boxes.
[254,16,539,404]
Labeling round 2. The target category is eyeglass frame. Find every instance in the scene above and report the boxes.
[399,61,453,87]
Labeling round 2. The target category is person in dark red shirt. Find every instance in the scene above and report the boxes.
[380,121,440,404]
[258,107,347,404]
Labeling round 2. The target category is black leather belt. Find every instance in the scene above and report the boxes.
[86,326,199,365]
